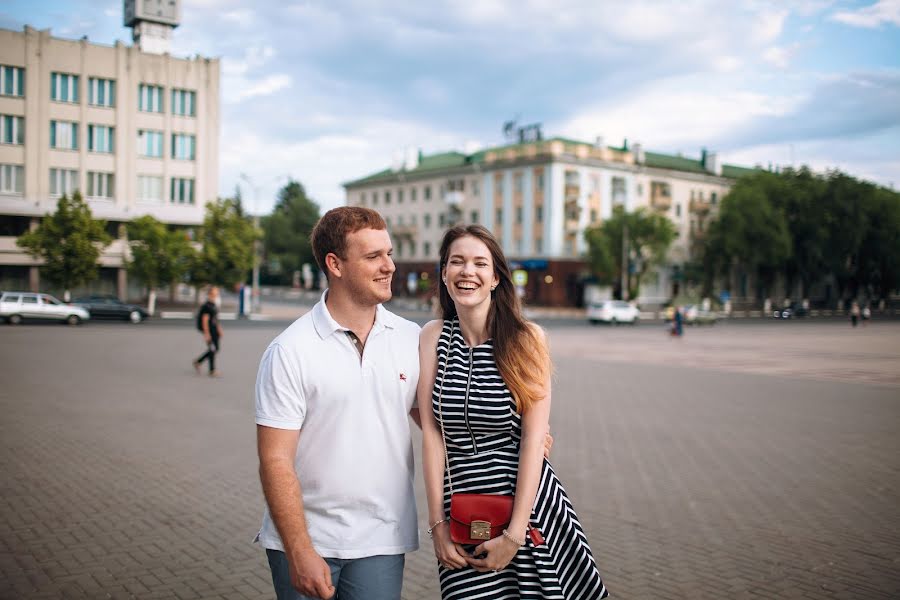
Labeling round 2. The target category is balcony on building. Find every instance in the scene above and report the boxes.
[650,181,672,212]
[390,224,418,240]
[689,198,711,216]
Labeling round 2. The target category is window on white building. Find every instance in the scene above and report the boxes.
[496,208,503,224]
[87,172,114,199]
[50,120,78,150]
[611,177,627,205]
[424,214,431,228]
[138,130,163,158]
[411,187,417,202]
[1,65,25,97]
[0,164,24,194]
[170,177,195,204]
[88,77,115,107]
[424,186,432,201]
[88,125,114,153]
[535,205,543,223]
[137,175,164,203]
[1,115,24,145]
[470,210,479,223]
[51,72,79,103]
[171,133,196,160]
[138,84,164,112]
[49,168,79,197]
[171,88,196,116]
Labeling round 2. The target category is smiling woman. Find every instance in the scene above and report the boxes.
[418,225,609,599]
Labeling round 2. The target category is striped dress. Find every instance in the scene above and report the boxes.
[433,319,609,599]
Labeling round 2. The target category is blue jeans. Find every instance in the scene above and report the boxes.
[266,549,404,600]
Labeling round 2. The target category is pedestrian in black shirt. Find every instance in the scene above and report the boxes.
[194,286,223,376]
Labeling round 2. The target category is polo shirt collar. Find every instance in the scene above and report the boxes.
[312,289,396,340]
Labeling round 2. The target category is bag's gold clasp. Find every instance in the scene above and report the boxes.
[470,520,491,540]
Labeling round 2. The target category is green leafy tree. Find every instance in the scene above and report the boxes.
[776,167,829,300]
[191,197,259,288]
[706,174,792,302]
[627,207,678,298]
[261,180,321,285]
[584,206,676,299]
[856,184,900,304]
[16,191,112,300]
[126,215,197,315]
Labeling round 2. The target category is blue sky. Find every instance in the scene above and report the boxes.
[4,0,899,214]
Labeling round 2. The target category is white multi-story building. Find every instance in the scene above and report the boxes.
[0,12,219,298]
[344,137,753,306]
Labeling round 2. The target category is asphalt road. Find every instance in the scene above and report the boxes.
[1,319,898,599]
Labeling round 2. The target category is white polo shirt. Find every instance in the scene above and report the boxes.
[254,292,421,559]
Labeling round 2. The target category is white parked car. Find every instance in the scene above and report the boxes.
[587,300,640,325]
[0,291,90,325]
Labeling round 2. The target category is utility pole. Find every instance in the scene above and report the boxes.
[239,173,261,314]
[619,205,629,301]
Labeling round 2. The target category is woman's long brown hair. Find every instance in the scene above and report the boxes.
[438,225,551,413]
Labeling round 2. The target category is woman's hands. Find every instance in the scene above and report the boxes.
[431,522,470,570]
[466,534,521,573]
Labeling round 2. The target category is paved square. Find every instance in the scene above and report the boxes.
[1,319,898,599]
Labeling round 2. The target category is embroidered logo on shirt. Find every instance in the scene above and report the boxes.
[399,373,407,381]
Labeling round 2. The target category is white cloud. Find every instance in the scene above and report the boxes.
[831,0,900,27]
[221,117,475,214]
[232,74,292,102]
[559,76,802,151]
[763,43,802,68]
[220,9,257,25]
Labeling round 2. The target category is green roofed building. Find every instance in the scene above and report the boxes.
[344,136,758,307]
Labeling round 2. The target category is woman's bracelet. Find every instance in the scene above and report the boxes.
[427,518,448,539]
[501,529,525,546]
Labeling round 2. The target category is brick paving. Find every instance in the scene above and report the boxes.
[1,321,898,599]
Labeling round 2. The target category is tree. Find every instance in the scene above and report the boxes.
[705,174,792,302]
[126,215,197,315]
[261,180,321,285]
[16,191,112,300]
[584,206,676,300]
[191,197,259,288]
[857,184,900,304]
[626,207,678,299]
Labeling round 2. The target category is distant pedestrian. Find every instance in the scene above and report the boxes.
[862,304,871,325]
[850,301,860,328]
[194,286,223,376]
[673,305,684,337]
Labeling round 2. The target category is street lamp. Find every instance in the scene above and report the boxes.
[239,173,288,314]
[239,173,262,315]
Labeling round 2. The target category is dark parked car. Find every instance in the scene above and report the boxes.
[773,302,809,319]
[72,295,149,323]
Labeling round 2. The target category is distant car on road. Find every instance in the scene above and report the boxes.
[772,303,808,319]
[0,291,90,325]
[587,300,640,325]
[72,295,149,323]
[684,304,718,325]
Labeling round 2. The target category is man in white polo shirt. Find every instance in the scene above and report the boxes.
[255,207,421,600]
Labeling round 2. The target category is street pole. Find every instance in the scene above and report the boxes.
[252,214,260,315]
[621,221,628,301]
[239,173,261,314]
